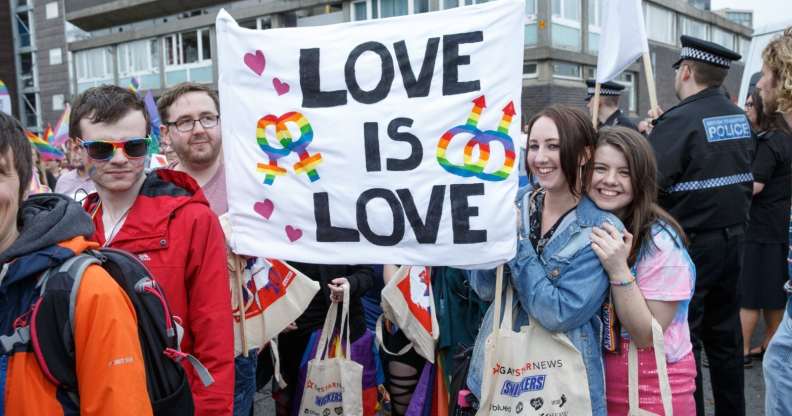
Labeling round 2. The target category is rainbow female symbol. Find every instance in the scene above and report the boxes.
[255,111,322,185]
[436,96,516,181]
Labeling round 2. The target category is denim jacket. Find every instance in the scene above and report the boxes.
[466,188,623,416]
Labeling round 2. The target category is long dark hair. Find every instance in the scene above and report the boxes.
[525,105,596,196]
[592,127,686,265]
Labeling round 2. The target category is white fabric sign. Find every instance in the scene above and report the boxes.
[216,0,523,266]
[595,0,648,84]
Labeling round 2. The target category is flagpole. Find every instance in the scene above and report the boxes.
[592,82,602,128]
[234,257,249,357]
[642,52,659,110]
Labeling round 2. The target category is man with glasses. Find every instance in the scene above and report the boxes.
[69,85,234,416]
[158,83,226,215]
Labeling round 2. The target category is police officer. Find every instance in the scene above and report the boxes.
[648,35,751,416]
[585,79,639,131]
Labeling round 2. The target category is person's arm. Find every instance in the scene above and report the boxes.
[752,139,775,196]
[74,265,153,416]
[185,210,234,416]
[591,224,685,348]
[511,236,609,333]
[329,264,375,303]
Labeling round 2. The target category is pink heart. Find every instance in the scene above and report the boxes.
[253,199,274,220]
[285,225,303,242]
[273,78,290,96]
[244,50,266,76]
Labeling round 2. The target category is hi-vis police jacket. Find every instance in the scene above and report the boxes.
[649,86,755,231]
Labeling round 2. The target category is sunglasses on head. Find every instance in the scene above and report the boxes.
[80,137,150,161]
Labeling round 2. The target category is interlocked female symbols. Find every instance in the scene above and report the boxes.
[436,96,516,181]
[255,111,322,185]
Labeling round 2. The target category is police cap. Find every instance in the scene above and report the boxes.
[585,79,625,101]
[673,35,741,70]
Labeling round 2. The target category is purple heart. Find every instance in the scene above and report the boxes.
[244,50,266,76]
[273,78,290,96]
[253,199,274,220]
[285,225,303,242]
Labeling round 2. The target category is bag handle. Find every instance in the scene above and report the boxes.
[315,295,340,361]
[628,318,673,415]
[491,265,505,336]
[314,284,352,361]
[375,315,413,356]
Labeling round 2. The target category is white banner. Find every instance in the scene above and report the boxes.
[216,0,523,266]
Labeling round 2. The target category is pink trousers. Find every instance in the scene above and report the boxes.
[605,340,697,415]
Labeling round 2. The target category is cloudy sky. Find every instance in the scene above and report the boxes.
[710,0,788,29]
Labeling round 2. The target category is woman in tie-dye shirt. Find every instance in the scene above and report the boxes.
[586,127,696,415]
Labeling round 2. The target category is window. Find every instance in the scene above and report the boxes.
[552,61,581,79]
[615,72,637,113]
[644,4,675,45]
[681,17,708,40]
[14,11,32,48]
[75,47,114,92]
[552,0,581,51]
[353,1,368,20]
[22,92,39,129]
[587,0,600,54]
[52,94,64,111]
[525,0,538,47]
[442,0,490,9]
[49,48,62,65]
[523,62,538,79]
[738,36,750,62]
[45,2,58,19]
[163,29,213,86]
[117,39,160,89]
[711,27,735,50]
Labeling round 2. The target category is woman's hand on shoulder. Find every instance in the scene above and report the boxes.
[590,223,633,279]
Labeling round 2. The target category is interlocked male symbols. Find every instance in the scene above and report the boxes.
[436,96,516,182]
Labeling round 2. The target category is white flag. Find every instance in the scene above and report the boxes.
[595,0,649,84]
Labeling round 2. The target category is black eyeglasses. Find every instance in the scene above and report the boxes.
[745,102,754,108]
[80,137,150,161]
[165,114,220,133]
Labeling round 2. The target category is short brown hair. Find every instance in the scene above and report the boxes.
[762,27,792,113]
[684,60,728,88]
[0,112,33,202]
[70,85,151,139]
[525,105,596,196]
[157,82,220,123]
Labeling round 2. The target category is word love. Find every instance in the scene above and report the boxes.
[300,31,483,108]
[313,183,486,246]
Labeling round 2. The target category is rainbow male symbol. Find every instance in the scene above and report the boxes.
[436,96,516,181]
[255,111,322,185]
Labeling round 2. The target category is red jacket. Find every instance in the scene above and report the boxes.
[84,169,234,415]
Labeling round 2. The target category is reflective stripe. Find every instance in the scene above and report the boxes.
[667,172,753,193]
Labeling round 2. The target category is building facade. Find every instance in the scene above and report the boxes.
[7,0,752,132]
[714,8,753,29]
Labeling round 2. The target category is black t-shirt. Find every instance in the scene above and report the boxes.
[747,129,792,243]
[528,190,574,256]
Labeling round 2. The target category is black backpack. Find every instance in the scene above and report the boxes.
[1,248,213,415]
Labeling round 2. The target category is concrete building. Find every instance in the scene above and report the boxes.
[687,0,710,11]
[7,0,751,132]
[714,8,753,29]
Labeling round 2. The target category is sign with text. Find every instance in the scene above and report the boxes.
[216,0,523,266]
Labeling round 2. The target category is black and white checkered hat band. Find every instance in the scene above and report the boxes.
[680,47,731,68]
[587,87,620,96]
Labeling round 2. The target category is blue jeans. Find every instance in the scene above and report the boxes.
[233,349,259,416]
[764,300,792,416]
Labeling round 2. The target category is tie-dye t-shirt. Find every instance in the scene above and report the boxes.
[622,222,696,363]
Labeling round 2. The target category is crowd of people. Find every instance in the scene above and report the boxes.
[1,26,791,416]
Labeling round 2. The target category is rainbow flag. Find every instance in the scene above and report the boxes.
[143,91,161,153]
[0,80,8,95]
[26,129,64,160]
[51,103,71,147]
[128,76,140,95]
[0,80,10,115]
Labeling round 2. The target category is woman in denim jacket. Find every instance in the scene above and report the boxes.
[467,105,622,416]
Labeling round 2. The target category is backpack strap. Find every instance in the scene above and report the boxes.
[59,255,101,334]
[0,327,30,354]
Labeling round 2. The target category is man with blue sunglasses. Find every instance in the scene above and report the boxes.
[70,85,235,416]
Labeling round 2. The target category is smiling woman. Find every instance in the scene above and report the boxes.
[0,112,32,255]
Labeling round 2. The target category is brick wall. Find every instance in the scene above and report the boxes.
[34,0,69,128]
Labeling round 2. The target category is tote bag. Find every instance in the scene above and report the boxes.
[476,266,593,415]
[627,319,673,416]
[377,266,439,363]
[299,286,364,416]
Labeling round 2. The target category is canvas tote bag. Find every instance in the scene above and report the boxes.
[299,286,364,416]
[627,318,673,416]
[476,266,593,415]
[376,265,440,363]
